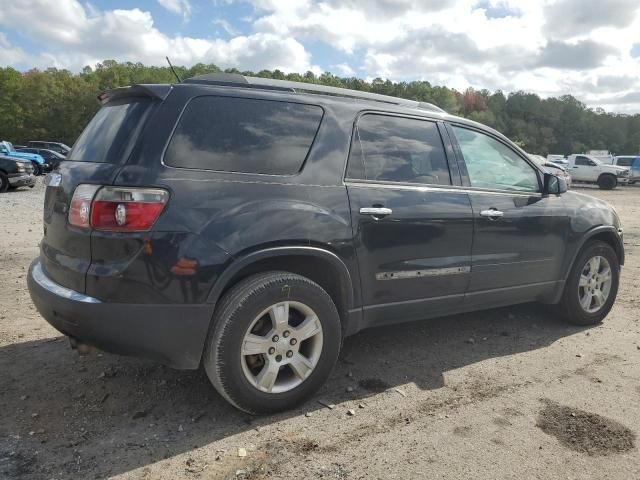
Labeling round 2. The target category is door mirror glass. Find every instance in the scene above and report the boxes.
[544,173,567,194]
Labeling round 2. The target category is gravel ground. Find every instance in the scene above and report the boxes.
[1,179,639,480]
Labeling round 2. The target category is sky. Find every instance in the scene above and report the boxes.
[1,0,639,113]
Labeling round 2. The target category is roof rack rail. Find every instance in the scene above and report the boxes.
[182,73,445,113]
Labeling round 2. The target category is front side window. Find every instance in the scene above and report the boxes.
[451,126,539,193]
[165,96,323,175]
[575,156,594,166]
[347,114,451,185]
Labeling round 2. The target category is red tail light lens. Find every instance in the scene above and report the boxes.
[69,184,101,228]
[68,185,169,231]
[91,187,169,231]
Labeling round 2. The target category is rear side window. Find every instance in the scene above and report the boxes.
[70,98,152,163]
[164,96,323,175]
[346,114,451,185]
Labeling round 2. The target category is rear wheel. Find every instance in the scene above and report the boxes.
[203,272,342,414]
[597,174,616,190]
[0,172,8,193]
[557,241,619,325]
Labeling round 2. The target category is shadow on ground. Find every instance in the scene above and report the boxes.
[0,303,585,479]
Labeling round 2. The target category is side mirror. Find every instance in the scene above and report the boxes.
[544,173,567,195]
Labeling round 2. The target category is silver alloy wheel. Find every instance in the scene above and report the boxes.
[578,255,613,313]
[240,301,323,394]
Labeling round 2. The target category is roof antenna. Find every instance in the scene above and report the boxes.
[166,56,182,83]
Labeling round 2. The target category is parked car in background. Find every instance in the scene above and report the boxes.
[529,154,572,188]
[28,74,623,414]
[547,154,567,165]
[16,147,65,171]
[0,154,36,192]
[566,154,629,189]
[611,155,640,184]
[0,141,48,175]
[27,141,71,156]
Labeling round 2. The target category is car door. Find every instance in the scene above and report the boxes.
[446,124,569,306]
[571,155,596,181]
[346,113,474,327]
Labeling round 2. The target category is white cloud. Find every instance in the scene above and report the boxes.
[1,0,639,112]
[0,0,318,73]
[157,0,192,20]
[0,33,28,65]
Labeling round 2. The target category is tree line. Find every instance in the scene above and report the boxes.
[1,60,639,155]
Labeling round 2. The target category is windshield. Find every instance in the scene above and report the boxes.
[69,98,152,163]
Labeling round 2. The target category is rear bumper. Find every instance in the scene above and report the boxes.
[27,259,214,369]
[8,173,36,187]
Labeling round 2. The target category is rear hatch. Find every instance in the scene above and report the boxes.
[41,93,158,293]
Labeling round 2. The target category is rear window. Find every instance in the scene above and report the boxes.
[616,157,634,167]
[164,96,323,175]
[69,98,152,163]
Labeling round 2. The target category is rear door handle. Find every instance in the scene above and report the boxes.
[360,207,392,218]
[480,208,504,219]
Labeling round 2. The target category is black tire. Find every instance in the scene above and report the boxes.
[597,174,616,190]
[31,162,41,176]
[0,172,8,193]
[557,241,619,326]
[203,271,342,414]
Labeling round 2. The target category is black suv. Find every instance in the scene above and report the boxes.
[27,74,624,413]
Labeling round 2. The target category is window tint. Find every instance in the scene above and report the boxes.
[165,96,323,175]
[451,126,539,193]
[70,98,152,163]
[347,114,451,185]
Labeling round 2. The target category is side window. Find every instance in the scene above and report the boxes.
[165,96,323,175]
[575,156,594,166]
[451,126,539,193]
[616,158,633,167]
[347,114,451,185]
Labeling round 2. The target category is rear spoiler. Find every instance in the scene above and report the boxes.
[98,84,173,105]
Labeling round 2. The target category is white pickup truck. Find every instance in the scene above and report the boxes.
[566,154,630,189]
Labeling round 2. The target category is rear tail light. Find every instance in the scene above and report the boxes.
[69,184,101,228]
[69,185,169,231]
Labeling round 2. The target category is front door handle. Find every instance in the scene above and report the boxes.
[360,207,392,218]
[480,208,504,219]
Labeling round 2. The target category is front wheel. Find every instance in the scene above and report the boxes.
[203,272,342,414]
[557,241,619,325]
[31,162,41,176]
[597,174,617,190]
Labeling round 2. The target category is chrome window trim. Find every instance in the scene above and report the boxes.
[344,179,543,198]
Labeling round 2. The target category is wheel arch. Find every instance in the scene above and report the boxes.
[206,246,356,331]
[564,226,624,282]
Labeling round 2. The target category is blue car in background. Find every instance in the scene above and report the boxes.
[613,155,640,184]
[0,140,48,175]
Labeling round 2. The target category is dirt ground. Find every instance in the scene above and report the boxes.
[1,180,639,480]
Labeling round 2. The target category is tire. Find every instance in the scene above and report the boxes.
[597,174,616,190]
[0,172,8,193]
[31,162,41,176]
[203,271,342,414]
[557,240,619,326]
